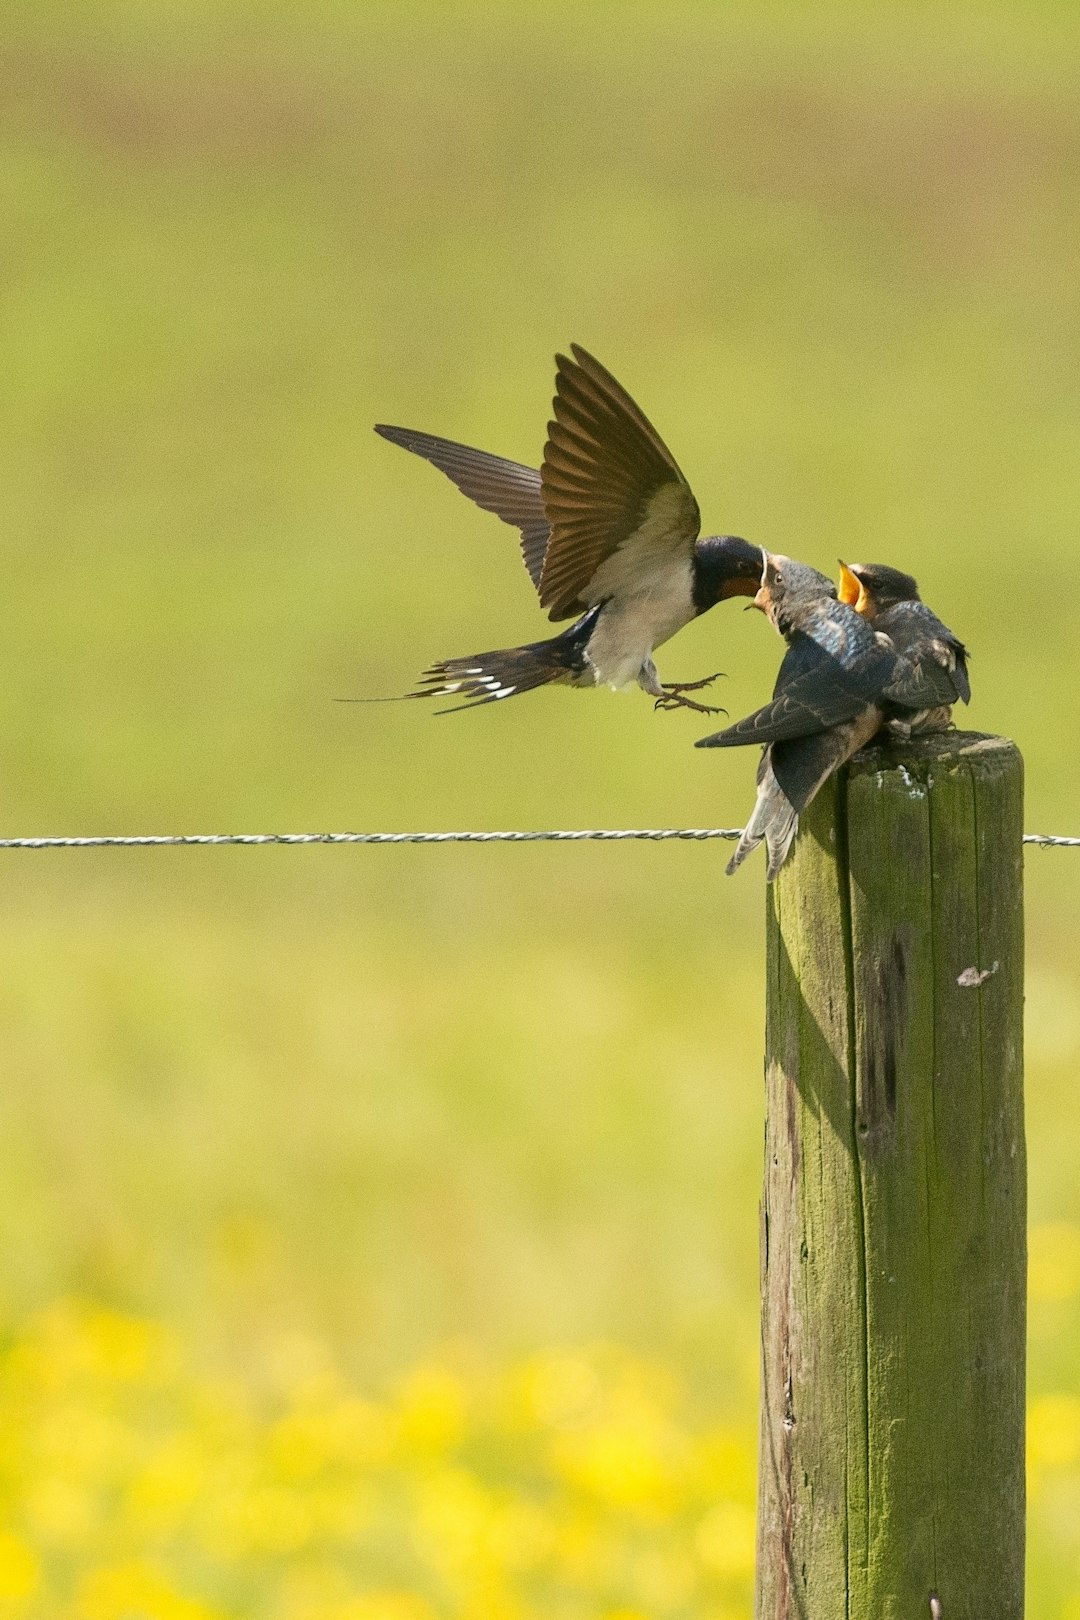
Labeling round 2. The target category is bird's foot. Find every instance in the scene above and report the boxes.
[653,672,727,717]
[663,670,725,694]
[654,692,727,717]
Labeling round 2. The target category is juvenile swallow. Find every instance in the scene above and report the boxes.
[373,346,762,714]
[837,561,970,735]
[696,554,909,879]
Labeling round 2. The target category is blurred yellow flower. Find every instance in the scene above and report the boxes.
[549,1505,618,1587]
[691,1431,756,1502]
[266,1395,394,1484]
[1028,1394,1080,1470]
[0,1532,39,1601]
[412,1464,498,1577]
[323,1593,437,1620]
[695,1501,757,1579]
[37,1403,131,1482]
[324,1396,397,1470]
[14,1303,172,1394]
[489,1496,554,1573]
[630,1542,696,1608]
[394,1366,468,1455]
[79,1310,175,1386]
[204,1483,319,1559]
[1030,1222,1080,1303]
[122,1435,206,1536]
[25,1475,98,1547]
[553,1419,684,1517]
[0,1298,1064,1620]
[76,1560,225,1620]
[506,1351,600,1432]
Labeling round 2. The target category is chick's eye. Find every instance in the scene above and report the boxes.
[773,571,783,585]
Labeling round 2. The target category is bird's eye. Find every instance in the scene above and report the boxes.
[773,571,783,585]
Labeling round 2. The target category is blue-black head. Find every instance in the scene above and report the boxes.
[692,536,765,613]
[837,561,920,617]
[754,553,837,635]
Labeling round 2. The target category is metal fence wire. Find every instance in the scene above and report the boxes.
[0,829,1075,851]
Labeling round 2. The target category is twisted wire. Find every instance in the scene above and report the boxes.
[0,828,1072,851]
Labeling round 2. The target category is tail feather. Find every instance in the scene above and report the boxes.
[365,605,603,715]
[727,707,886,880]
[406,644,575,714]
[726,753,798,879]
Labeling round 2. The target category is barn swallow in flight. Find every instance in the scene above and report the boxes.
[696,554,926,879]
[837,562,970,735]
[372,346,763,714]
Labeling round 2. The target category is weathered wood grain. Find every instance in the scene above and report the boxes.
[757,732,1025,1620]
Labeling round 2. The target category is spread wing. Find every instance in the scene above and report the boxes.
[374,425,549,594]
[696,630,896,749]
[538,345,701,621]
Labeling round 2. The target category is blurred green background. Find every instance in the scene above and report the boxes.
[2,1,1080,1614]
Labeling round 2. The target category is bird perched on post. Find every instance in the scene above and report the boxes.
[837,561,970,735]
[372,346,763,714]
[696,553,949,879]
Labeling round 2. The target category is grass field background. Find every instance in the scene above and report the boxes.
[2,3,1080,1614]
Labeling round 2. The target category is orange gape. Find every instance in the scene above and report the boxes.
[837,561,870,614]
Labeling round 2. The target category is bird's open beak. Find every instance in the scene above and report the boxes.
[749,548,774,611]
[838,561,867,614]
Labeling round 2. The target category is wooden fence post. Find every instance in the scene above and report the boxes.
[756,732,1025,1619]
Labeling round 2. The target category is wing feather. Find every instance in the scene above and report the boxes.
[875,600,971,709]
[538,346,701,620]
[374,424,549,593]
[697,630,896,749]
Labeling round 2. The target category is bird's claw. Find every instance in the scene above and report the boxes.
[653,672,727,716]
[654,693,728,717]
[662,671,725,695]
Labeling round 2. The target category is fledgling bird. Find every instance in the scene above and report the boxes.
[837,561,970,735]
[372,346,763,714]
[696,554,920,879]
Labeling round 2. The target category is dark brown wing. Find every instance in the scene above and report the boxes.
[374,424,549,593]
[538,346,701,621]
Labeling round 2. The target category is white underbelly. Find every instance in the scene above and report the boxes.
[584,567,696,690]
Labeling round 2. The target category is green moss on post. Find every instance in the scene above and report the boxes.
[757,733,1025,1620]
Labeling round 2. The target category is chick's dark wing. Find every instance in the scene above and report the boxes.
[878,601,971,707]
[374,425,549,593]
[696,629,895,749]
[538,346,700,621]
[883,656,965,711]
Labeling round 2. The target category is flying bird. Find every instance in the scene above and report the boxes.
[696,554,927,879]
[372,346,763,714]
[837,561,970,735]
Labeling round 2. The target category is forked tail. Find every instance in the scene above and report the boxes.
[726,752,799,880]
[364,606,602,715]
